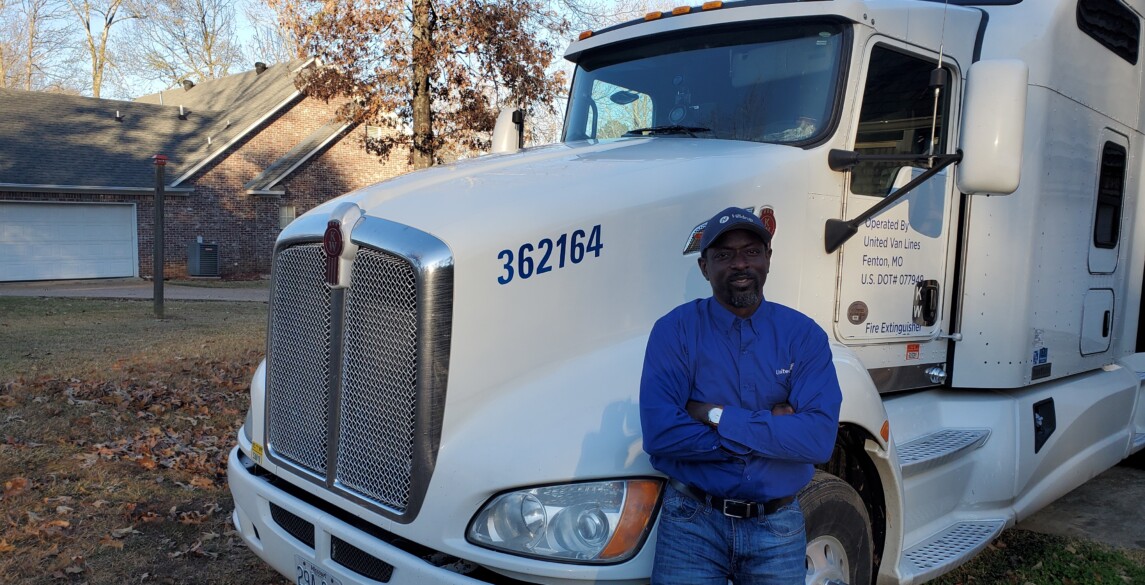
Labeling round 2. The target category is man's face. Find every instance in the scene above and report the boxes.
[698,229,772,317]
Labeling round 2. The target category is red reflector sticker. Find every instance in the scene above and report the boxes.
[906,343,920,360]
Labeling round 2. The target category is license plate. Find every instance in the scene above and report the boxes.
[295,555,343,585]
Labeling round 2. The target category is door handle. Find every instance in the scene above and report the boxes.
[913,279,940,327]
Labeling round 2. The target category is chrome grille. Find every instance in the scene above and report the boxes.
[263,214,453,523]
[267,244,332,475]
[338,249,419,511]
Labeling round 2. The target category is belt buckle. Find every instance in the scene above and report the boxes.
[721,499,754,518]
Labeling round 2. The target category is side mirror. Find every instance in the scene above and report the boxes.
[957,59,1028,194]
[491,108,525,154]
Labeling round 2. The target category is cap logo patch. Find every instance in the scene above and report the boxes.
[719,216,729,224]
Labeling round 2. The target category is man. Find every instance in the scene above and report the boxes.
[640,206,842,584]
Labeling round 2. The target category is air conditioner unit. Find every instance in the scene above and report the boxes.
[188,240,220,277]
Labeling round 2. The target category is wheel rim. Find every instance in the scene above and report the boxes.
[805,534,849,585]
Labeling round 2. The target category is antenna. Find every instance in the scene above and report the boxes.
[928,0,952,164]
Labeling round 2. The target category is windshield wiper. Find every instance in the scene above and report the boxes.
[622,125,712,137]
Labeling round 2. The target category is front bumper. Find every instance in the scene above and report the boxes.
[228,446,497,585]
[228,447,654,585]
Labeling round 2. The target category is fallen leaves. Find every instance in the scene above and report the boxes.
[3,476,29,498]
[0,351,266,582]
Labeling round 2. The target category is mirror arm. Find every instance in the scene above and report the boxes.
[824,150,963,254]
[828,148,947,171]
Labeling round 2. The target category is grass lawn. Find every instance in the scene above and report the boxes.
[1,296,1143,584]
[0,297,286,584]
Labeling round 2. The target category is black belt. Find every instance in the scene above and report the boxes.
[668,479,795,519]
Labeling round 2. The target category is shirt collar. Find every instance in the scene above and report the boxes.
[705,295,770,334]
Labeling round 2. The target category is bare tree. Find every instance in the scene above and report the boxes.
[274,0,569,169]
[243,0,304,65]
[0,0,79,91]
[119,0,243,88]
[64,0,138,97]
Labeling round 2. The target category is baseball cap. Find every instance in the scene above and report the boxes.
[698,207,773,254]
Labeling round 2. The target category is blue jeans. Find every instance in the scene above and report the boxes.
[652,485,806,585]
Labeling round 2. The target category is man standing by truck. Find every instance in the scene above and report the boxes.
[640,206,843,584]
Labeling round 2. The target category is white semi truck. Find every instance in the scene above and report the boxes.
[227,0,1145,583]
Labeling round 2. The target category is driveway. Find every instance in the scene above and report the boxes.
[0,277,267,302]
[1017,453,1145,550]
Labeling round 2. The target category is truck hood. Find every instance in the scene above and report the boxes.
[288,137,807,248]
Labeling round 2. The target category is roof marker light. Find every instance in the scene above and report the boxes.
[578,30,593,40]
[672,6,690,15]
[702,1,723,10]
[645,10,663,20]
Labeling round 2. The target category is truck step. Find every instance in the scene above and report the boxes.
[900,519,1006,583]
[1133,433,1145,452]
[898,428,990,477]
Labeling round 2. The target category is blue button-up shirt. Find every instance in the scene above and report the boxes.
[640,296,842,501]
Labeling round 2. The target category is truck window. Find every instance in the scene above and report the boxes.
[850,47,952,196]
[587,81,653,139]
[1077,0,1140,65]
[1093,141,1127,249]
[562,20,846,144]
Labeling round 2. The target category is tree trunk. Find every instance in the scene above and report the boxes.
[411,0,433,169]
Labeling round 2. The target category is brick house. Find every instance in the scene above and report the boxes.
[0,59,409,281]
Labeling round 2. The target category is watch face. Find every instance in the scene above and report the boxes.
[709,408,722,424]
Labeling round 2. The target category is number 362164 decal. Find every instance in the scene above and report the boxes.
[498,225,603,285]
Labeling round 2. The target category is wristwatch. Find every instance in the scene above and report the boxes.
[707,407,723,426]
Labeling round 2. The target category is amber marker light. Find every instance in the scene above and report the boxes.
[881,420,890,443]
[702,1,723,9]
[578,30,593,40]
[598,479,662,560]
[672,5,691,14]
[645,10,663,20]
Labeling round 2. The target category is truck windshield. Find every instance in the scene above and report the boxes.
[563,21,846,145]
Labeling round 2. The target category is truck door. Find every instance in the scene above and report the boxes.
[834,43,960,392]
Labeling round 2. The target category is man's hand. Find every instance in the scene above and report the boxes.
[686,400,718,424]
[772,402,794,416]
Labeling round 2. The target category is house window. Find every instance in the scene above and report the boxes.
[279,205,297,229]
[1077,0,1140,65]
[365,125,384,140]
[1093,142,1127,249]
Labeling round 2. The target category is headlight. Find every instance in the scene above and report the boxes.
[467,479,661,563]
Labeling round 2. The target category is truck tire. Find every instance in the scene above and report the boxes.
[799,470,873,585]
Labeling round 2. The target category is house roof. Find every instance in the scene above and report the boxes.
[245,118,352,193]
[0,59,315,193]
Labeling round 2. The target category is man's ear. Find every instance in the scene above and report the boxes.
[698,256,710,281]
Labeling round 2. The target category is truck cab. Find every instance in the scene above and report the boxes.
[228,1,1145,584]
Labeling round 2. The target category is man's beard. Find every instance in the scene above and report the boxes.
[727,272,761,308]
[730,289,761,308]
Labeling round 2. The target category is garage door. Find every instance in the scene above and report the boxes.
[0,202,138,282]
